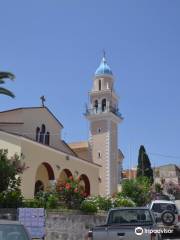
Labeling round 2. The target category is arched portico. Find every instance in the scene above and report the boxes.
[58,168,72,182]
[34,162,55,195]
[79,174,90,196]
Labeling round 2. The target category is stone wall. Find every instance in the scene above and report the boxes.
[45,211,107,240]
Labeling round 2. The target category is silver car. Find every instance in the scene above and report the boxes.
[0,220,32,240]
[86,207,161,240]
[149,200,180,233]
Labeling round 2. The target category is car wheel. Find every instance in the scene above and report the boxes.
[161,210,175,226]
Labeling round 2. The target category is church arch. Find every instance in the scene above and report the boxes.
[34,180,44,195]
[34,162,55,195]
[59,168,73,182]
[79,174,90,196]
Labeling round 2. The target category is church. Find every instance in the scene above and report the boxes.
[0,56,124,199]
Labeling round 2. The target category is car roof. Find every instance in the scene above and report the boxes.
[110,207,150,210]
[151,200,175,204]
[0,220,22,225]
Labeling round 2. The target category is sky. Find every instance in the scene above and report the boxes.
[0,1,180,169]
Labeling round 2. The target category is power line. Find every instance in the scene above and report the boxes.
[149,152,180,160]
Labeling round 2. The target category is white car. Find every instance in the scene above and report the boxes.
[0,220,32,240]
[149,200,180,233]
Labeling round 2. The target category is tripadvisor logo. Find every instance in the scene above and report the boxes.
[135,227,144,236]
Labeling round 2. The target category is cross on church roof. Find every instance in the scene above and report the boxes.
[40,95,46,107]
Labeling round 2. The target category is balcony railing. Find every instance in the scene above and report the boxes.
[85,106,122,118]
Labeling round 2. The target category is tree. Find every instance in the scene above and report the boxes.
[0,71,15,98]
[0,149,26,192]
[0,149,27,208]
[137,145,154,184]
[121,176,151,206]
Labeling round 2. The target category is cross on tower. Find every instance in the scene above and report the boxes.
[40,95,46,107]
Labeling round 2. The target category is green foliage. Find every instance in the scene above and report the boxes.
[81,195,135,213]
[24,191,59,209]
[0,190,23,208]
[46,194,59,209]
[0,71,15,98]
[137,145,154,184]
[23,199,41,208]
[0,149,26,208]
[95,196,113,211]
[112,195,135,207]
[154,183,163,193]
[0,149,26,192]
[80,200,98,213]
[57,176,85,209]
[121,176,151,206]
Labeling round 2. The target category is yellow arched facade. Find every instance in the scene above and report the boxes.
[0,130,100,199]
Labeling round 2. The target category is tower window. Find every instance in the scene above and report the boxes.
[98,79,101,91]
[98,151,102,158]
[97,128,101,133]
[94,100,98,113]
[102,98,106,112]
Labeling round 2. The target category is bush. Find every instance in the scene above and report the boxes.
[95,196,113,211]
[23,199,41,208]
[80,200,98,213]
[0,190,23,208]
[112,196,135,207]
[23,191,59,209]
[34,191,59,209]
[46,194,59,209]
[121,177,151,206]
[154,183,163,193]
[56,176,85,209]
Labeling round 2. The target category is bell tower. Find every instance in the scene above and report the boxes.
[85,54,122,195]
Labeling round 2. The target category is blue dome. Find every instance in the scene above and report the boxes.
[95,57,113,76]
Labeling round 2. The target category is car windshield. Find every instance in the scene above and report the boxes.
[152,203,177,214]
[108,209,153,225]
[0,224,29,240]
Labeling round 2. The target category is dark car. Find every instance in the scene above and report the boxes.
[0,220,32,240]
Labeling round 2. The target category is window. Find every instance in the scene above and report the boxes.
[36,127,40,141]
[102,98,106,112]
[94,100,98,113]
[97,128,101,133]
[39,124,46,143]
[45,132,50,145]
[98,79,101,91]
[98,151,102,158]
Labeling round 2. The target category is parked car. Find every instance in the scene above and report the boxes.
[152,193,170,201]
[149,200,180,233]
[0,220,32,240]
[86,207,161,240]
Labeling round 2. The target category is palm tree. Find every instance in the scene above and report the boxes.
[0,71,15,98]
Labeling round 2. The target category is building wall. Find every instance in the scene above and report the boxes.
[110,122,118,193]
[21,108,62,146]
[46,212,107,240]
[0,108,74,155]
[0,131,100,199]
[90,119,109,195]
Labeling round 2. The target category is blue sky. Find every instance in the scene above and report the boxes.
[0,1,180,169]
